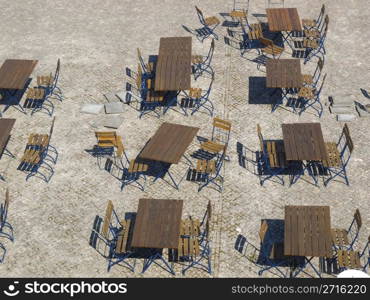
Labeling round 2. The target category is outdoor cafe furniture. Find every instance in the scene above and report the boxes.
[266,8,302,50]
[195,6,220,40]
[282,122,328,185]
[0,59,38,114]
[138,122,199,189]
[265,59,303,112]
[0,188,13,263]
[284,205,333,278]
[0,118,16,181]
[131,198,183,275]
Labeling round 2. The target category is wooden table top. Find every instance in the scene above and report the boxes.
[138,122,199,164]
[266,59,302,88]
[266,8,302,32]
[154,37,192,91]
[0,118,16,155]
[284,205,332,258]
[282,123,328,161]
[131,198,183,249]
[0,59,38,90]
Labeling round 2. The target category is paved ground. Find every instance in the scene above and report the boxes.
[0,0,369,278]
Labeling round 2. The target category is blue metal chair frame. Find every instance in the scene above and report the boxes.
[361,237,370,273]
[29,91,54,117]
[0,189,13,242]
[195,6,219,41]
[192,39,215,80]
[299,73,327,117]
[198,151,225,192]
[303,25,328,65]
[303,4,325,30]
[345,210,362,250]
[0,242,5,263]
[182,25,213,43]
[119,159,147,192]
[323,124,353,186]
[141,248,175,275]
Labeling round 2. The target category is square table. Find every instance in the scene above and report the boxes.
[282,123,328,161]
[0,59,38,91]
[284,205,332,277]
[139,122,199,164]
[131,198,183,249]
[266,59,303,89]
[154,37,192,92]
[131,198,183,274]
[266,8,302,49]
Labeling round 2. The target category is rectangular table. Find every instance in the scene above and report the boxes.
[154,37,192,92]
[282,123,328,161]
[131,198,183,274]
[266,59,302,89]
[131,198,183,249]
[0,59,38,90]
[266,8,302,49]
[139,122,199,164]
[0,118,16,156]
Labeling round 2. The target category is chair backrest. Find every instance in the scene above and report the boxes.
[101,200,114,239]
[49,116,56,139]
[137,48,147,73]
[341,123,354,154]
[53,58,61,88]
[259,220,268,242]
[0,188,10,225]
[256,124,264,152]
[336,123,354,167]
[259,36,274,47]
[212,117,231,145]
[136,63,143,90]
[312,57,324,87]
[319,15,329,33]
[316,73,327,95]
[206,39,215,64]
[195,6,205,24]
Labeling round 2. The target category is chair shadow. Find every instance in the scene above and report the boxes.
[360,88,370,99]
[236,142,258,175]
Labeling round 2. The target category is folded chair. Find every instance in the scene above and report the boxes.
[180,74,215,116]
[18,117,57,182]
[0,189,13,242]
[195,6,220,40]
[331,209,362,251]
[302,4,325,30]
[37,58,63,101]
[180,201,212,275]
[192,39,215,80]
[321,123,353,186]
[256,124,287,185]
[298,73,327,117]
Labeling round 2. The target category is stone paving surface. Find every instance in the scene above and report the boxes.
[0,0,369,278]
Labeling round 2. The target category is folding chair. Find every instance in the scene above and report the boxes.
[259,37,284,59]
[331,209,362,251]
[180,202,212,275]
[256,124,287,185]
[37,58,63,101]
[119,159,148,191]
[180,75,215,116]
[192,39,215,80]
[321,123,354,186]
[187,150,225,192]
[302,4,325,30]
[18,117,57,182]
[195,6,220,40]
[0,189,14,242]
[304,15,329,40]
[25,87,54,116]
[95,131,127,163]
[298,73,327,117]
[301,57,324,87]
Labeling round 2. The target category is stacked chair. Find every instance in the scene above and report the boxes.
[17,117,57,182]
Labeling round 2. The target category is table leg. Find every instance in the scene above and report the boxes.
[142,249,175,275]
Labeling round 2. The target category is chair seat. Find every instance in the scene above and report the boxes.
[331,228,349,247]
[21,149,41,164]
[196,159,216,174]
[266,141,286,168]
[26,88,45,100]
[302,74,313,85]
[298,86,314,99]
[337,250,362,269]
[304,29,320,38]
[128,160,148,173]
[115,220,131,254]
[189,88,202,98]
[178,218,201,258]
[192,55,203,64]
[201,140,225,153]
[146,90,165,102]
[230,10,247,19]
[302,19,316,27]
[261,46,284,56]
[37,74,53,86]
[322,142,341,167]
[28,134,50,148]
[205,16,220,26]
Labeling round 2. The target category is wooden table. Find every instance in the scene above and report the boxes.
[154,37,192,91]
[284,206,332,258]
[266,59,302,88]
[139,122,199,164]
[0,59,38,90]
[266,8,302,32]
[131,198,183,249]
[0,118,16,155]
[282,123,328,161]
